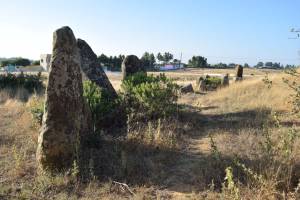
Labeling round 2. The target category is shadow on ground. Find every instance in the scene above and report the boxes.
[77,104,288,194]
[179,104,272,138]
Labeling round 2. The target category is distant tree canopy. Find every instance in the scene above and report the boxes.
[32,60,40,66]
[208,63,238,68]
[209,63,228,68]
[285,64,296,68]
[244,63,250,68]
[97,54,125,71]
[256,62,264,68]
[156,52,173,64]
[255,61,283,69]
[141,52,156,70]
[0,57,31,67]
[188,56,207,68]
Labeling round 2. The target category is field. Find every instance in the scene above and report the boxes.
[1,68,300,199]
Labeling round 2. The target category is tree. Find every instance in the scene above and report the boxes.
[228,63,236,68]
[244,63,249,68]
[14,58,31,66]
[256,62,264,68]
[141,52,156,69]
[97,54,109,66]
[157,53,164,64]
[0,57,31,67]
[272,62,281,69]
[0,60,10,67]
[156,52,173,64]
[32,60,40,65]
[265,62,273,68]
[163,52,173,64]
[188,56,207,68]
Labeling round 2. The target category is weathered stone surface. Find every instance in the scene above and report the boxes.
[37,26,92,171]
[236,65,243,81]
[121,55,144,80]
[222,73,229,86]
[77,39,117,98]
[198,79,207,91]
[180,83,194,93]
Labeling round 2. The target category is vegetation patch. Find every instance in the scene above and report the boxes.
[83,80,121,132]
[121,72,179,120]
[0,73,44,101]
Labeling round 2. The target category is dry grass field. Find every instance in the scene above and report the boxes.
[1,68,300,199]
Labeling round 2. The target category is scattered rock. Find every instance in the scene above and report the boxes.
[180,83,194,93]
[77,39,117,98]
[121,55,145,80]
[36,26,92,171]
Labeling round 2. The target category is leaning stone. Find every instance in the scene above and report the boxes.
[36,26,92,171]
[77,39,117,98]
[121,55,145,80]
[180,83,194,93]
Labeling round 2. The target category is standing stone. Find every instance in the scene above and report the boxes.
[77,39,117,98]
[222,73,229,86]
[121,55,144,80]
[199,79,207,91]
[78,39,125,132]
[37,26,92,171]
[197,77,206,92]
[235,65,243,81]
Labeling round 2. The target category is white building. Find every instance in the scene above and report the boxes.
[40,54,51,71]
[159,63,184,71]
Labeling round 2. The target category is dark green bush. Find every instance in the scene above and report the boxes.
[121,72,179,119]
[0,73,44,93]
[83,80,121,131]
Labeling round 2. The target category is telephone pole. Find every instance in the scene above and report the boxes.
[289,28,300,39]
[289,28,300,64]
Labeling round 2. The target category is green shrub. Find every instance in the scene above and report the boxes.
[121,73,179,119]
[83,80,120,131]
[204,76,222,87]
[0,73,44,93]
[28,96,44,126]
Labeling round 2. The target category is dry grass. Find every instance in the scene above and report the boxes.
[195,73,292,113]
[1,69,300,199]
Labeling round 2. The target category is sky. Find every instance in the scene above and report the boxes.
[0,0,300,65]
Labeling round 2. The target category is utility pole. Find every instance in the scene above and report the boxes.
[289,28,300,64]
[289,28,300,39]
[179,52,182,69]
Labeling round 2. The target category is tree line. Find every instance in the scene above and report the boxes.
[0,57,32,67]
[97,52,178,71]
[0,55,297,70]
[254,61,296,69]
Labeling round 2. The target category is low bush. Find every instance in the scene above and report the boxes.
[121,72,179,120]
[83,80,122,132]
[28,96,44,126]
[204,76,222,88]
[0,72,44,93]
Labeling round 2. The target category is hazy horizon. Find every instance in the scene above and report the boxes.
[1,0,300,65]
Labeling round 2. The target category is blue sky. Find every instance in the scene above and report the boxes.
[0,0,300,65]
